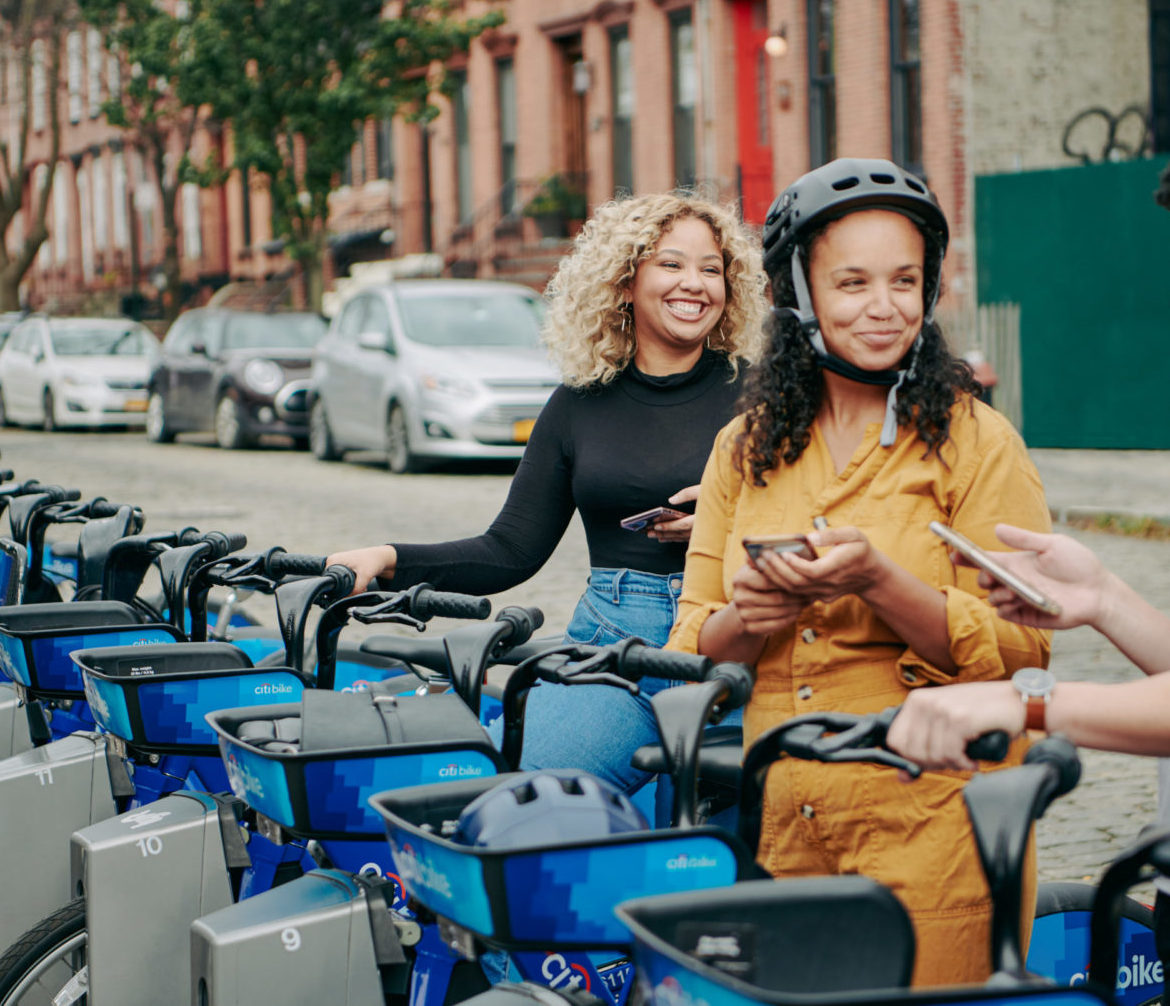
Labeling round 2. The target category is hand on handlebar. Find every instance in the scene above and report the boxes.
[885,681,1024,772]
[324,544,398,595]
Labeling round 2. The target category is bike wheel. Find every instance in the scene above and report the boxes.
[0,898,87,1006]
[1029,881,1161,1006]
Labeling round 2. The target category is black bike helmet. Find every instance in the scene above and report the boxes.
[761,158,950,446]
[452,769,648,850]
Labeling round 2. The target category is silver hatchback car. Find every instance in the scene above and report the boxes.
[309,280,559,472]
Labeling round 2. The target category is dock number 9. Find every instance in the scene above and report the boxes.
[281,928,301,952]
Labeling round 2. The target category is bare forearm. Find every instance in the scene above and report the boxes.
[1048,677,1170,755]
[697,603,769,665]
[1093,571,1170,677]
[861,554,958,674]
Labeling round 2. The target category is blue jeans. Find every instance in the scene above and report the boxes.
[489,568,742,821]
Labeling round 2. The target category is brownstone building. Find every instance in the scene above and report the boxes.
[4,1,1164,325]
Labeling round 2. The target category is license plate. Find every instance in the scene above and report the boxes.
[124,399,147,412]
[512,418,535,443]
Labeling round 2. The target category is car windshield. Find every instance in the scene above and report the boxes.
[396,290,545,349]
[50,324,155,356]
[222,314,325,351]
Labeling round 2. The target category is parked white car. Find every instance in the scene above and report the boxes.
[0,316,159,430]
[308,280,559,472]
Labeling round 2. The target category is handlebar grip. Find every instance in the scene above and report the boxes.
[707,662,754,710]
[965,730,1011,762]
[622,643,713,682]
[266,551,327,577]
[41,485,81,504]
[200,530,247,559]
[0,469,13,482]
[413,589,491,621]
[324,563,357,596]
[87,499,128,519]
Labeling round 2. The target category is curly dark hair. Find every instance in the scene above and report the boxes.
[734,220,983,487]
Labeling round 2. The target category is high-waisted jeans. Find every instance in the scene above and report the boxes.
[491,567,742,821]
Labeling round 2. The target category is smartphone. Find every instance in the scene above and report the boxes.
[742,533,817,563]
[928,521,1063,616]
[619,506,688,532]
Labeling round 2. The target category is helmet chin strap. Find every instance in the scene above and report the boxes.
[781,248,927,447]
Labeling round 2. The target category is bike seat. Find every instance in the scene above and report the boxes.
[630,725,743,789]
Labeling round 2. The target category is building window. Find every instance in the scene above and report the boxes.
[670,10,697,188]
[890,0,923,175]
[31,39,46,132]
[107,52,121,103]
[451,69,472,224]
[87,29,103,118]
[182,182,202,260]
[53,166,68,265]
[92,156,108,251]
[808,0,836,167]
[112,151,129,250]
[67,31,83,124]
[77,166,95,282]
[1153,0,1170,152]
[497,58,516,215]
[240,166,252,248]
[610,25,634,196]
[35,166,50,269]
[341,144,354,187]
[133,151,155,255]
[376,117,394,180]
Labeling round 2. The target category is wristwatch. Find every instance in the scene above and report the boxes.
[1012,667,1056,732]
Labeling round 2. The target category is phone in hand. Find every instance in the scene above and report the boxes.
[620,506,688,532]
[742,533,818,564]
[928,521,1063,616]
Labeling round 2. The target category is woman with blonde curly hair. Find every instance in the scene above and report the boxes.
[328,190,767,809]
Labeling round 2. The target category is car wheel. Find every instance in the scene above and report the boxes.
[214,395,252,450]
[309,399,341,461]
[41,389,57,432]
[145,391,175,443]
[385,404,420,474]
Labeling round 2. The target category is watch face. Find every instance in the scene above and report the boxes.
[1014,667,1055,697]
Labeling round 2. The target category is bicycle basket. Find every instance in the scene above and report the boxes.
[370,780,754,951]
[207,687,504,840]
[73,641,308,756]
[0,601,183,699]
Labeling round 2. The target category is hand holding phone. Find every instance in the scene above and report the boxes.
[620,506,688,532]
[928,521,1063,616]
[742,533,818,564]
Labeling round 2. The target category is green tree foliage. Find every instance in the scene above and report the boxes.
[77,0,226,321]
[204,0,503,311]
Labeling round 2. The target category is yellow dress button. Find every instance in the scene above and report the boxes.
[902,669,919,684]
[801,804,816,819]
[800,628,817,644]
[797,685,813,700]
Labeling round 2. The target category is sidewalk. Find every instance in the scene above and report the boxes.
[1030,448,1170,524]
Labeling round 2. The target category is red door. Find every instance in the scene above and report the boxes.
[733,0,776,225]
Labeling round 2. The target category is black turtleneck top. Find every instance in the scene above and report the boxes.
[388,350,745,593]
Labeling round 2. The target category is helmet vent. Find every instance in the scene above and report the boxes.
[831,176,860,191]
[559,776,585,796]
[870,172,896,184]
[905,177,925,193]
[514,781,538,804]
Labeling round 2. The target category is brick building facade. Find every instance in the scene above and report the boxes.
[2,1,1162,322]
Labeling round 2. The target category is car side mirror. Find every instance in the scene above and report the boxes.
[357,330,393,354]
[191,340,209,356]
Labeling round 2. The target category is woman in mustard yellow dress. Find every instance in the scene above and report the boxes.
[668,158,1051,986]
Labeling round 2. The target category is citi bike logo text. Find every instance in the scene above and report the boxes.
[396,843,453,898]
[653,974,710,1006]
[438,763,485,779]
[226,752,264,800]
[665,854,719,872]
[540,953,591,991]
[253,681,295,696]
[1069,954,1164,991]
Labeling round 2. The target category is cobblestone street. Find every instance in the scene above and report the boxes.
[3,429,1167,899]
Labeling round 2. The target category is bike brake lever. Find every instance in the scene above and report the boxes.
[354,611,428,632]
[547,669,640,694]
[809,713,887,755]
[831,747,923,779]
